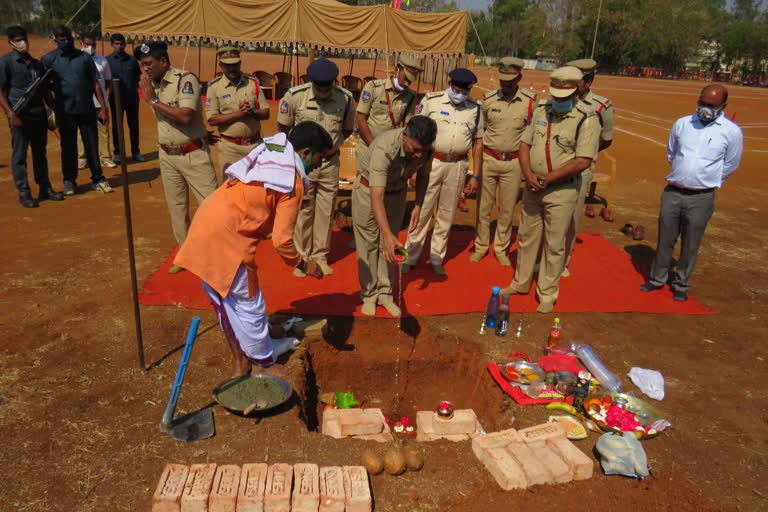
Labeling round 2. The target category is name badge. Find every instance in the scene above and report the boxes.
[536,120,547,126]
[439,111,449,116]
[491,108,501,112]
[222,94,231,99]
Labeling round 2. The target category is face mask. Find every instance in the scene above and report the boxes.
[696,105,721,123]
[113,44,125,54]
[303,151,313,172]
[447,87,467,105]
[82,45,94,56]
[313,85,331,100]
[392,75,404,92]
[10,40,28,54]
[55,39,73,51]
[551,98,573,114]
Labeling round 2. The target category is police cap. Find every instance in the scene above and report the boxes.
[498,56,525,80]
[217,46,240,64]
[566,58,597,74]
[307,58,339,85]
[135,40,168,60]
[549,66,583,98]
[398,54,423,82]
[448,68,477,89]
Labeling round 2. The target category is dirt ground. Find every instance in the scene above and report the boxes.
[1,38,767,511]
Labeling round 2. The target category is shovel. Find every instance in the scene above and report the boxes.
[160,316,215,441]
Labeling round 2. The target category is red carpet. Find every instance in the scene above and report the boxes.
[139,230,716,316]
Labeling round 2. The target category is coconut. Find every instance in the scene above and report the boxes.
[361,450,383,475]
[383,449,406,475]
[404,449,423,471]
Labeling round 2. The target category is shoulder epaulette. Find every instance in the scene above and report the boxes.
[372,79,385,87]
[466,96,480,105]
[208,76,223,86]
[519,88,536,99]
[537,99,548,107]
[425,91,443,99]
[334,84,354,98]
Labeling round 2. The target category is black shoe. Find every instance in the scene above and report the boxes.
[673,290,688,302]
[39,186,65,201]
[639,282,664,292]
[19,193,39,208]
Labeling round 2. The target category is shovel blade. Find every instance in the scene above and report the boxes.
[168,407,215,442]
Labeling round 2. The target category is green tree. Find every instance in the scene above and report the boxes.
[722,20,768,73]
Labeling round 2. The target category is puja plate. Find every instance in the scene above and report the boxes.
[585,392,667,440]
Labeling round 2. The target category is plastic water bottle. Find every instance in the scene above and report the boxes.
[495,294,510,337]
[485,286,501,328]
[547,317,562,348]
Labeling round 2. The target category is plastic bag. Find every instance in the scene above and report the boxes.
[595,431,649,479]
[628,367,665,400]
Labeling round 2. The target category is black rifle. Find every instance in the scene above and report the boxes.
[12,68,52,115]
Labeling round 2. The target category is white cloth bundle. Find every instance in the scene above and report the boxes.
[225,132,309,193]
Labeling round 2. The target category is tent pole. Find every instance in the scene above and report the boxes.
[372,51,378,77]
[197,40,202,78]
[350,54,354,76]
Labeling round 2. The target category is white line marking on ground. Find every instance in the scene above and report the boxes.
[614,127,666,147]
[616,114,669,130]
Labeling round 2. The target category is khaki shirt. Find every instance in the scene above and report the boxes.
[481,88,537,152]
[416,91,484,155]
[277,83,356,148]
[357,78,417,140]
[581,90,614,142]
[205,73,268,138]
[522,100,600,177]
[152,66,208,145]
[357,128,433,192]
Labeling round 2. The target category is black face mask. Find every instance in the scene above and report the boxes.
[113,45,126,55]
[55,39,74,52]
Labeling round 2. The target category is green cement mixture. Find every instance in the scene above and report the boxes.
[215,378,289,411]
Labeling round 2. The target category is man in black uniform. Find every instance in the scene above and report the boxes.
[106,33,143,163]
[0,26,63,207]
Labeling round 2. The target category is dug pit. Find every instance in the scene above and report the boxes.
[294,317,511,434]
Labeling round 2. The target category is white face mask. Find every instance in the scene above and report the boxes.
[82,44,94,56]
[446,86,467,105]
[392,75,404,92]
[10,40,28,54]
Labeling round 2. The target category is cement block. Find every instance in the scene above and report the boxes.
[153,464,189,512]
[181,463,217,512]
[237,464,268,512]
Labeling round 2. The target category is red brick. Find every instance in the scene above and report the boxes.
[322,408,387,438]
[153,464,189,512]
[264,464,292,512]
[431,409,478,435]
[472,441,528,490]
[319,467,345,512]
[416,410,477,441]
[525,441,572,484]
[237,463,268,512]
[210,465,241,512]
[504,442,552,487]
[546,436,594,481]
[343,466,371,512]
[292,463,320,512]
[181,463,217,512]
[519,422,566,443]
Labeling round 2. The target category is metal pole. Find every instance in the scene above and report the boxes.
[591,0,603,60]
[197,39,202,78]
[372,50,378,78]
[112,78,145,370]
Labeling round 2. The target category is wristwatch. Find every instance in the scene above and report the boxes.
[151,98,159,108]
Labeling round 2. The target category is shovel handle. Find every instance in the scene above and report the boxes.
[162,316,201,427]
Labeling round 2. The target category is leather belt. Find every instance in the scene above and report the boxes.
[483,147,519,161]
[221,134,260,145]
[160,138,204,155]
[667,184,715,195]
[433,151,467,163]
[358,175,405,194]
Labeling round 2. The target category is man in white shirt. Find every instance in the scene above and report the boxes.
[77,33,116,169]
[640,84,743,301]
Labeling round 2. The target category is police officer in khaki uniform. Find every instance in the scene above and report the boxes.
[402,68,484,276]
[278,58,356,277]
[353,116,436,317]
[355,55,423,164]
[471,57,537,266]
[562,58,616,275]
[206,46,269,176]
[500,67,600,313]
[137,41,218,272]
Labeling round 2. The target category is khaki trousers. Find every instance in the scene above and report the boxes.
[159,147,218,246]
[404,159,466,265]
[474,153,523,256]
[294,156,340,264]
[218,138,259,179]
[351,179,407,305]
[511,180,579,304]
[564,166,594,268]
[77,108,110,161]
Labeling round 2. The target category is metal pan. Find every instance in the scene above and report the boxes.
[212,374,293,416]
[499,361,546,385]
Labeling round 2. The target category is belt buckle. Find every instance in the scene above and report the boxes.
[445,152,454,162]
[501,152,509,160]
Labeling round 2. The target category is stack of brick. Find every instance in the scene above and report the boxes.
[321,408,393,442]
[472,422,593,490]
[415,409,482,441]
[152,463,371,512]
